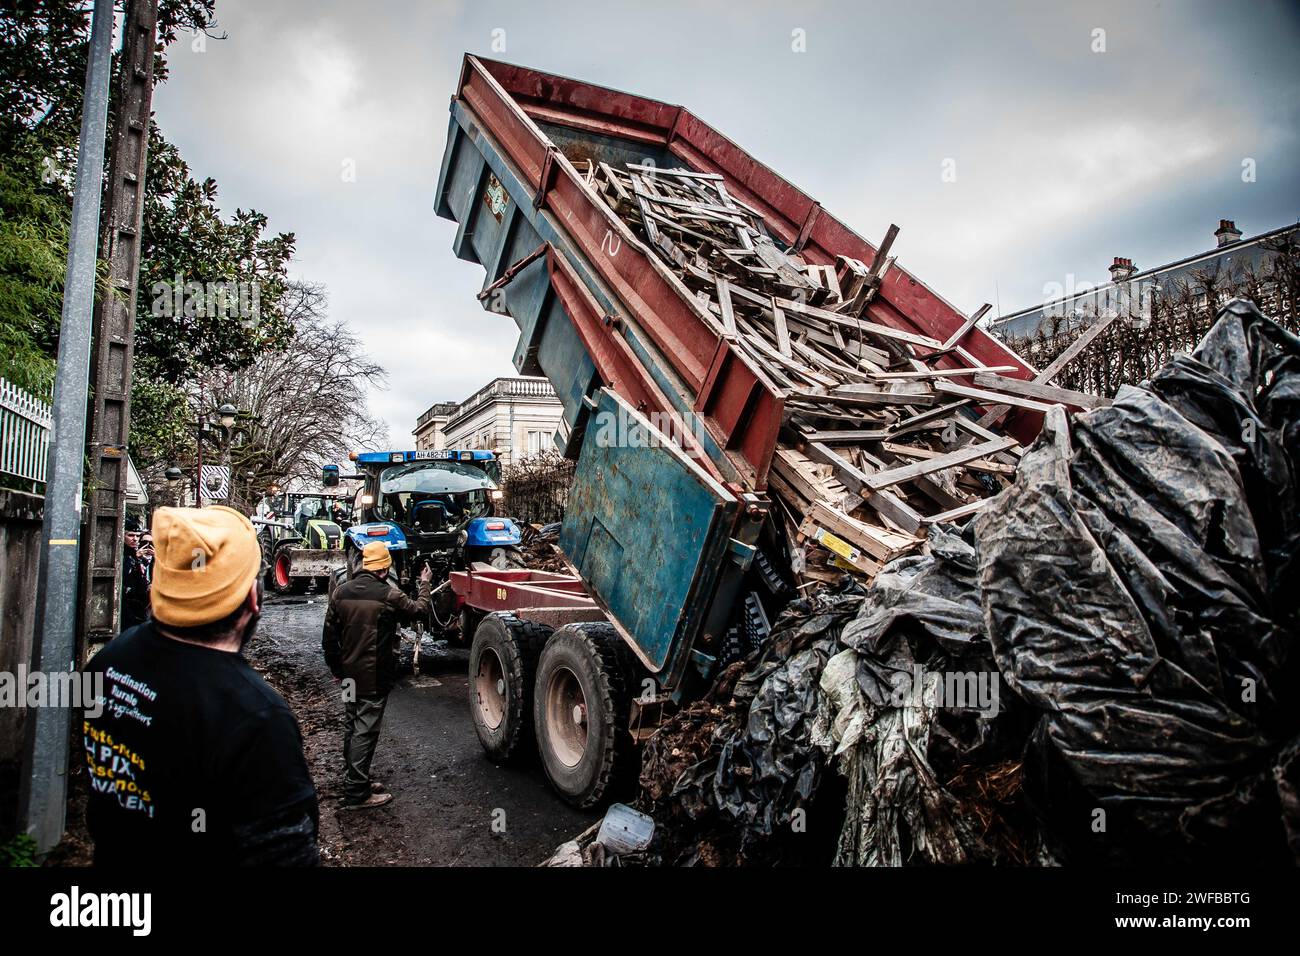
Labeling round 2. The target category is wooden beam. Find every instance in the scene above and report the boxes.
[867,224,900,278]
[879,441,1017,476]
[625,163,723,181]
[715,277,737,334]
[889,399,970,432]
[801,427,895,443]
[789,386,934,409]
[935,380,1057,413]
[801,501,920,563]
[771,296,792,357]
[869,365,1016,380]
[803,441,925,533]
[799,520,884,576]
[940,303,991,350]
[776,298,945,351]
[975,310,1124,428]
[922,499,993,526]
[1035,310,1122,384]
[971,372,1110,410]
[862,438,1017,491]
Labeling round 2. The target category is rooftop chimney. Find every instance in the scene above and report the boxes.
[1215,219,1243,247]
[1109,256,1137,282]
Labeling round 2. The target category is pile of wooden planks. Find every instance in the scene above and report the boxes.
[589,161,1109,584]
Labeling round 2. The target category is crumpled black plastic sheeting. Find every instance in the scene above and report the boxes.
[976,299,1300,863]
[646,577,865,863]
[711,579,866,835]
[823,527,1044,864]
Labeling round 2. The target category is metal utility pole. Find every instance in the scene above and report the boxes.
[79,0,160,648]
[195,416,205,508]
[18,0,115,855]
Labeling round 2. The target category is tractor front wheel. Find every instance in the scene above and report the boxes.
[271,550,306,595]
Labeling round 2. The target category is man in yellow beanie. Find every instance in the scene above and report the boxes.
[82,506,319,865]
[322,541,431,809]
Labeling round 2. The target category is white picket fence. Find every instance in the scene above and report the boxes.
[0,377,52,487]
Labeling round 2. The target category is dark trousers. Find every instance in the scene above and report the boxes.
[343,694,388,803]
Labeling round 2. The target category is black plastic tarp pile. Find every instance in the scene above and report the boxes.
[978,298,1299,862]
[815,526,1049,864]
[635,578,865,865]
[820,299,1299,864]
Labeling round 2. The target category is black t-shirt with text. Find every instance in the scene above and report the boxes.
[82,622,318,865]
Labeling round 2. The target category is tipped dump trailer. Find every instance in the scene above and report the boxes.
[434,55,1037,805]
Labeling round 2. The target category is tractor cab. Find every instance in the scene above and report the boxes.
[254,491,350,594]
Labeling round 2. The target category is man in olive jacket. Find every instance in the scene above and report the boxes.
[322,541,431,809]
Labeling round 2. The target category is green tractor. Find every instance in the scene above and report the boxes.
[254,492,351,595]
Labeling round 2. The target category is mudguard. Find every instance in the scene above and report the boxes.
[464,517,522,547]
[345,522,408,551]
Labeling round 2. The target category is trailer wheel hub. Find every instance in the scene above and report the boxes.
[474,647,507,730]
[544,666,588,768]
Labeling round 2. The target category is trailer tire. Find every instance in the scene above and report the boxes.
[534,622,631,808]
[469,613,549,764]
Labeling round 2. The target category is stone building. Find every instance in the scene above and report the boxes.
[413,376,564,465]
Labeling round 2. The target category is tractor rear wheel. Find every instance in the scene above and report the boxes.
[533,622,631,808]
[468,613,550,764]
[327,565,347,598]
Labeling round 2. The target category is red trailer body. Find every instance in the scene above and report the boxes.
[454,56,1040,448]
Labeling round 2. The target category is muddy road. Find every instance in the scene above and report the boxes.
[248,597,597,866]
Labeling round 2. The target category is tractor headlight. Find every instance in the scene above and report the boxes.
[359,493,374,506]
[490,489,504,501]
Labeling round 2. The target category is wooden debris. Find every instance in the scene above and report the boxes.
[582,159,1105,585]
[970,372,1110,410]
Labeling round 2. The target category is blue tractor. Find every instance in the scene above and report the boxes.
[324,449,525,635]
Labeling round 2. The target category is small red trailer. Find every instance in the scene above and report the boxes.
[449,565,603,632]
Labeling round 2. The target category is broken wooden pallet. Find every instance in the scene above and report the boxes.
[583,159,1109,587]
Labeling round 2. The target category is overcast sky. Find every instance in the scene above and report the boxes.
[150,0,1300,445]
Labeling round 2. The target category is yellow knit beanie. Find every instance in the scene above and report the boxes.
[362,541,392,572]
[150,506,261,627]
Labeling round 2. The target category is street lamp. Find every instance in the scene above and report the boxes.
[195,402,241,507]
[165,465,184,507]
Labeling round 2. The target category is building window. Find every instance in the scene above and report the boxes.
[526,430,553,456]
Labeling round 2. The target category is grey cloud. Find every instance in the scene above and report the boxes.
[152,0,1300,442]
